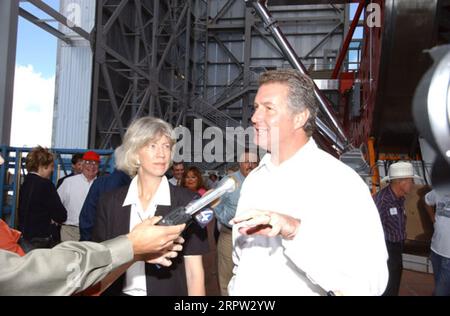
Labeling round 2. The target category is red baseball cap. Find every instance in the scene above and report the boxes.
[82,151,100,162]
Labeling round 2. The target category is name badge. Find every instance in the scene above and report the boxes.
[389,207,398,216]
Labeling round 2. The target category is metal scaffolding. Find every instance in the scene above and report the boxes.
[89,0,347,170]
[2,0,348,169]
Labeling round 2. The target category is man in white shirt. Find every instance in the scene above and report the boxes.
[58,151,100,241]
[168,161,184,186]
[228,69,388,296]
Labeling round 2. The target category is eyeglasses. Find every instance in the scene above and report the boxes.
[84,160,99,166]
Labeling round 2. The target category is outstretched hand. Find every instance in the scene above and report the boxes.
[127,216,186,260]
[230,210,300,240]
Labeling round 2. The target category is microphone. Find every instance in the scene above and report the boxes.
[158,177,236,227]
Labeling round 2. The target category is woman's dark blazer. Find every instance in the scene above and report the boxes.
[18,173,67,240]
[92,183,209,296]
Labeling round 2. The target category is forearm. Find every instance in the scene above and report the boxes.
[184,255,206,296]
[425,204,435,223]
[0,236,133,296]
[215,206,235,227]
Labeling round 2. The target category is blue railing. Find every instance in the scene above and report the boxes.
[0,146,115,228]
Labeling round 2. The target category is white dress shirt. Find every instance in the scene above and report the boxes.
[57,174,95,226]
[168,177,178,186]
[122,176,171,296]
[228,139,388,296]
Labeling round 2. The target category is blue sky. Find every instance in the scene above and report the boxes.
[16,0,59,78]
[12,0,60,147]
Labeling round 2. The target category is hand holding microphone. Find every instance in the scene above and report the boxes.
[158,177,237,228]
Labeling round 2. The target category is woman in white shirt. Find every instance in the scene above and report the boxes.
[93,116,208,296]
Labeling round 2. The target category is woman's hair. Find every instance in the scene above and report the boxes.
[115,116,175,176]
[25,146,54,172]
[180,166,205,191]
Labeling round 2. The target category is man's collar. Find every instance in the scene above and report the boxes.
[256,138,316,171]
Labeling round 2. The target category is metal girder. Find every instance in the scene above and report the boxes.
[0,0,18,145]
[18,8,71,44]
[90,0,195,149]
[303,22,343,59]
[100,64,126,138]
[211,0,236,24]
[86,0,350,170]
[210,34,244,71]
[27,0,90,41]
[157,3,189,72]
[252,26,284,56]
[102,0,128,35]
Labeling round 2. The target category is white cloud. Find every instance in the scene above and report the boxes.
[11,65,55,148]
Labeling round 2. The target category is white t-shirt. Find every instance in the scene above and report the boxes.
[228,139,388,296]
[425,189,450,258]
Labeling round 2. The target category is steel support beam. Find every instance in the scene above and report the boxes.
[211,34,244,71]
[0,0,19,145]
[303,22,343,59]
[242,7,254,128]
[27,0,91,41]
[156,3,189,72]
[149,0,160,115]
[211,0,236,24]
[19,8,71,45]
[103,0,128,35]
[90,0,196,148]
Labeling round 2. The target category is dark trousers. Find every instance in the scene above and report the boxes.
[383,240,404,296]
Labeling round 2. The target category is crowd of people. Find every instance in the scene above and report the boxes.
[0,69,448,296]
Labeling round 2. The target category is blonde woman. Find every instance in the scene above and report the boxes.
[93,117,208,296]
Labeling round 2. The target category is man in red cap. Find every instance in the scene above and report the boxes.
[82,151,100,180]
[58,151,100,242]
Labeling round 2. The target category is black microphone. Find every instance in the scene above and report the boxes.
[158,177,236,227]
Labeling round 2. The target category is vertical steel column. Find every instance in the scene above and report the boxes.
[203,1,210,97]
[242,7,253,128]
[0,0,19,145]
[149,0,160,115]
[368,137,380,194]
[184,1,192,107]
[89,0,104,148]
[132,7,140,118]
